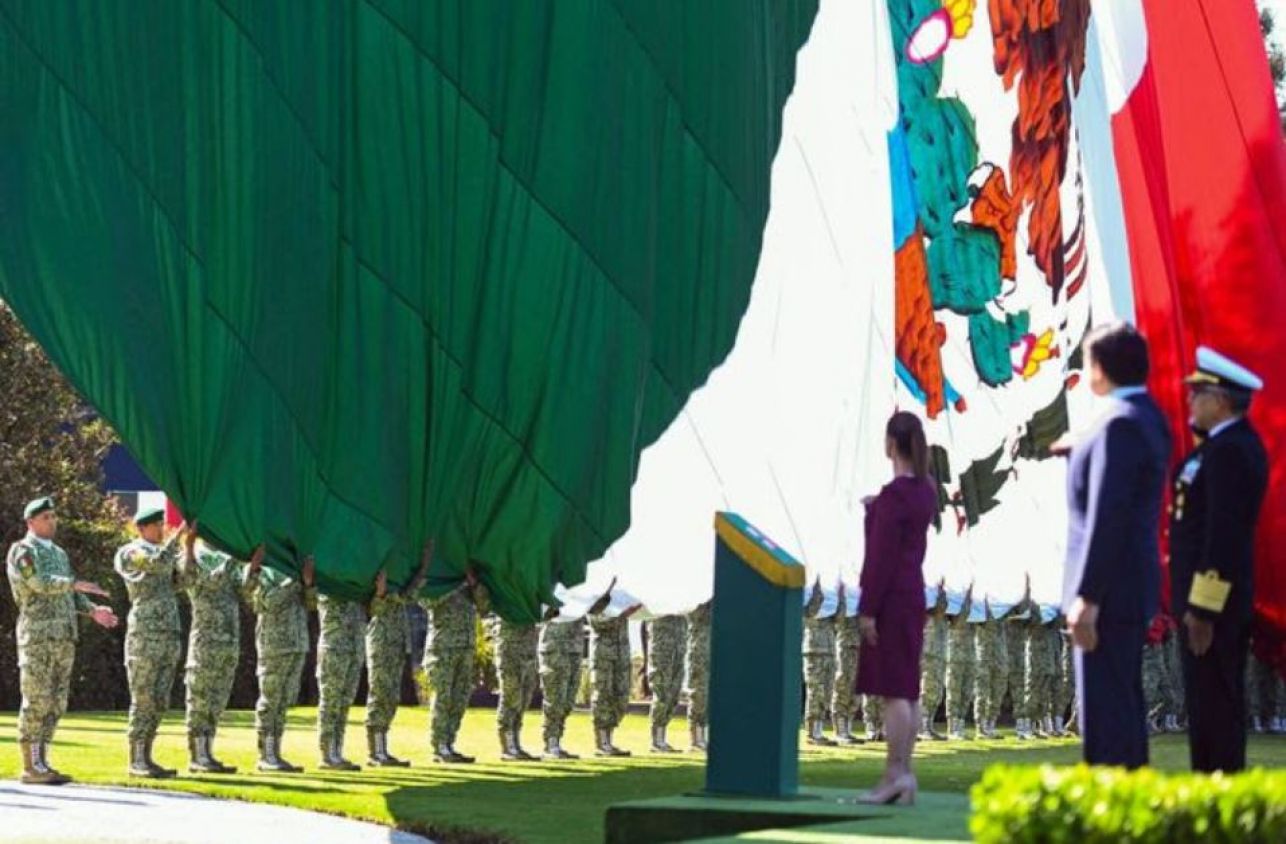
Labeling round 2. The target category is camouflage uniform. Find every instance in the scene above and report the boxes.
[316,594,366,766]
[802,585,835,739]
[1056,624,1076,728]
[178,542,255,771]
[1163,628,1185,723]
[589,615,632,732]
[115,535,183,743]
[862,695,885,739]
[972,613,1007,737]
[920,608,947,732]
[248,565,316,769]
[945,613,975,736]
[365,592,411,734]
[7,534,99,776]
[684,601,712,740]
[647,615,687,734]
[1023,617,1058,728]
[1143,639,1169,724]
[490,617,539,758]
[1006,617,1026,718]
[422,586,478,757]
[833,608,862,737]
[539,619,585,748]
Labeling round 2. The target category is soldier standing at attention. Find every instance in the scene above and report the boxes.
[683,600,712,751]
[944,587,974,740]
[114,506,184,779]
[803,579,838,747]
[8,497,118,785]
[1170,347,1268,773]
[832,584,864,745]
[589,591,640,757]
[364,544,431,767]
[490,612,541,761]
[1020,605,1058,739]
[646,612,688,753]
[423,567,487,764]
[918,582,948,742]
[248,553,317,772]
[316,588,367,771]
[539,590,612,759]
[178,524,261,774]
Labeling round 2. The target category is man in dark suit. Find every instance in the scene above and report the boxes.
[1170,346,1268,773]
[1060,323,1171,768]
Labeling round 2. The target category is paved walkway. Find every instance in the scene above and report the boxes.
[0,783,432,844]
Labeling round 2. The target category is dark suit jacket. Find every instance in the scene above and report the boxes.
[1063,392,1172,623]
[1169,418,1268,626]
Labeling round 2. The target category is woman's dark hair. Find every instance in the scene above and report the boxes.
[1084,322,1150,387]
[886,411,929,479]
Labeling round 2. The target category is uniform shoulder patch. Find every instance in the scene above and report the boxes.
[13,548,36,578]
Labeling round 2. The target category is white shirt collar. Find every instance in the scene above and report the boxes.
[25,531,53,550]
[1111,385,1148,400]
[1208,416,1243,440]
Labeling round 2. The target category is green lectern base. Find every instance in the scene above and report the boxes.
[604,787,970,843]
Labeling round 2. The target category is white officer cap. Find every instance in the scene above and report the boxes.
[1186,346,1263,393]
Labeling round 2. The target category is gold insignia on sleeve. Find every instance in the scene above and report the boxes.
[1188,569,1231,613]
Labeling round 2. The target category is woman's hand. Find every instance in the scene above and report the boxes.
[858,614,878,646]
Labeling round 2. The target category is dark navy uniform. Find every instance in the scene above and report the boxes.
[1170,352,1268,774]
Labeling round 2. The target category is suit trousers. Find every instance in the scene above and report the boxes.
[1075,619,1147,769]
[1181,620,1250,773]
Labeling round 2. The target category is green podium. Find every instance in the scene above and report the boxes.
[705,511,806,798]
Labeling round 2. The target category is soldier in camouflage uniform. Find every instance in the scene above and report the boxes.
[114,507,184,779]
[178,526,261,774]
[423,570,486,764]
[944,589,974,740]
[1006,612,1027,734]
[802,581,837,746]
[918,584,947,741]
[972,604,1007,740]
[365,548,430,768]
[1162,621,1184,732]
[539,615,585,759]
[589,595,638,757]
[247,554,317,772]
[832,586,864,745]
[8,497,118,785]
[316,591,367,770]
[684,600,712,751]
[1021,606,1059,739]
[490,615,540,761]
[1142,614,1172,735]
[646,614,688,753]
[1056,618,1076,736]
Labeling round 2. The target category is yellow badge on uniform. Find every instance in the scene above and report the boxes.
[1189,569,1231,613]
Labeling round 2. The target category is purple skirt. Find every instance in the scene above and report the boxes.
[854,599,924,700]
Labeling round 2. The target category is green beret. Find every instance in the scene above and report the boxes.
[23,497,55,520]
[134,506,165,527]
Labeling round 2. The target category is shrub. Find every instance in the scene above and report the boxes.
[971,764,1286,844]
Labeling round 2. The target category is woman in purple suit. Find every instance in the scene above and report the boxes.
[855,411,938,805]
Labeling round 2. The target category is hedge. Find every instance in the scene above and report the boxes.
[971,764,1286,843]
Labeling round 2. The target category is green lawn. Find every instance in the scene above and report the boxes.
[1,709,1283,844]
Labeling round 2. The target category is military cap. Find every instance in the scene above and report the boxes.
[1185,346,1263,394]
[23,497,55,520]
[134,505,165,527]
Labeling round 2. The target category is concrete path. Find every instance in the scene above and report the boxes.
[0,783,432,844]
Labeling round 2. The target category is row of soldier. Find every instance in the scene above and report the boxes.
[803,580,1081,745]
[5,497,714,785]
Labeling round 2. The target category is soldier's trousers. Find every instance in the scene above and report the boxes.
[647,640,686,729]
[1057,634,1076,720]
[540,653,581,741]
[18,640,75,744]
[365,640,406,733]
[833,638,860,725]
[1182,621,1250,773]
[684,658,709,728]
[974,624,1008,724]
[863,695,885,734]
[426,648,473,748]
[945,625,975,722]
[126,636,181,741]
[317,647,365,745]
[591,656,631,730]
[921,648,945,721]
[1142,643,1168,720]
[185,646,239,737]
[803,651,835,724]
[1022,631,1057,722]
[1006,626,1025,714]
[1163,633,1185,720]
[256,651,306,738]
[495,640,539,734]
